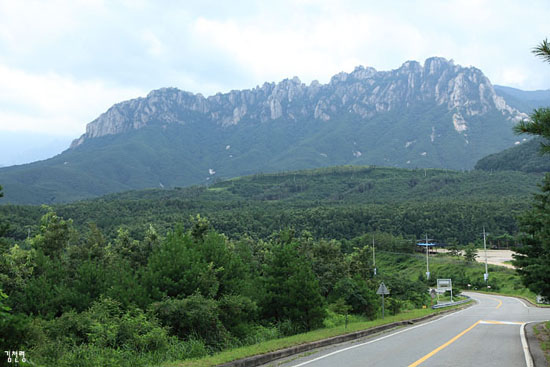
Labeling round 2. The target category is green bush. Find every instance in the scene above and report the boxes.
[239,325,280,345]
[218,294,258,339]
[386,297,402,315]
[330,277,378,319]
[276,319,302,337]
[27,297,173,366]
[43,310,92,345]
[150,294,230,349]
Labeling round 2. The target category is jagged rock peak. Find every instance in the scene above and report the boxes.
[70,57,526,148]
[424,56,453,73]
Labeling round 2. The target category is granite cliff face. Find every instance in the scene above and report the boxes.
[71,57,526,148]
[0,57,531,204]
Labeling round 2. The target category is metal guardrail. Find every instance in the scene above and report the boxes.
[431,294,471,309]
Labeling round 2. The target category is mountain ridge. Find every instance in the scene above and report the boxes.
[71,57,526,148]
[0,57,535,204]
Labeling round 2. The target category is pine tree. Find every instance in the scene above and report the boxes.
[513,176,550,298]
[261,235,325,332]
[513,38,550,299]
[514,39,550,151]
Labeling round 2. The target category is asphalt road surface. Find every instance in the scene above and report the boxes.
[265,293,550,367]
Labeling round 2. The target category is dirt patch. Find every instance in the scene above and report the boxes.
[475,249,515,269]
[435,249,516,268]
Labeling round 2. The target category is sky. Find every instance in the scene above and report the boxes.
[0,0,549,162]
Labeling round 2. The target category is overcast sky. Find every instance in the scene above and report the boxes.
[1,0,549,140]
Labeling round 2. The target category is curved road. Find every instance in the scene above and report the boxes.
[265,293,550,367]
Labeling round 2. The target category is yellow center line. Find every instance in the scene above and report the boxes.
[407,320,481,367]
[486,296,503,309]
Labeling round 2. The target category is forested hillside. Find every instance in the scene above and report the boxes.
[0,202,525,367]
[475,137,550,173]
[1,166,540,245]
[0,165,540,366]
[0,58,528,205]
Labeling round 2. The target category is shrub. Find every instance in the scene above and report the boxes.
[84,297,170,353]
[150,294,229,349]
[218,294,258,339]
[386,297,402,315]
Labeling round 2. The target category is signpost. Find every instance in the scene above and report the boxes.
[425,235,430,280]
[436,278,453,304]
[429,288,437,307]
[377,282,390,318]
[372,236,377,276]
[483,227,489,285]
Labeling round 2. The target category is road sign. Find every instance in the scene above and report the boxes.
[377,282,390,319]
[437,279,452,291]
[377,282,390,295]
[436,278,453,303]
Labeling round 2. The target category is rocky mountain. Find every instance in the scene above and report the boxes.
[0,57,531,204]
[494,85,550,114]
[72,57,525,148]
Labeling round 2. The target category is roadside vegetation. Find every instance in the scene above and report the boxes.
[163,305,471,367]
[0,202,527,367]
[533,321,550,364]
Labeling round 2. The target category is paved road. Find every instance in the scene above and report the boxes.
[266,293,550,367]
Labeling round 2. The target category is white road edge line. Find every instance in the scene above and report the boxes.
[516,298,529,309]
[479,320,523,325]
[520,323,534,367]
[289,307,472,367]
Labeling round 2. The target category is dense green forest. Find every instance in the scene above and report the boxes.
[0,207,520,366]
[0,166,540,245]
[475,137,550,173]
[0,165,543,366]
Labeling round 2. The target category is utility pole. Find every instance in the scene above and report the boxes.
[483,227,489,286]
[425,234,430,280]
[373,236,377,276]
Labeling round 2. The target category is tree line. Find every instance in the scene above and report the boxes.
[0,209,437,366]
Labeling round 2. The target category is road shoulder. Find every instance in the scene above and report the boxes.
[219,302,474,367]
[527,322,549,367]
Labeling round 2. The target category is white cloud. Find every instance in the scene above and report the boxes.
[0,0,549,142]
[0,64,144,135]
[497,67,528,88]
[192,11,429,86]
[141,29,165,57]
[0,0,104,53]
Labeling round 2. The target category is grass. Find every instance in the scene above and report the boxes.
[161,303,471,367]
[434,295,466,304]
[534,321,550,364]
[206,187,226,192]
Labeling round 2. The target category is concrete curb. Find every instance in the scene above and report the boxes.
[517,296,550,309]
[525,322,548,367]
[218,301,474,367]
[471,291,550,308]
